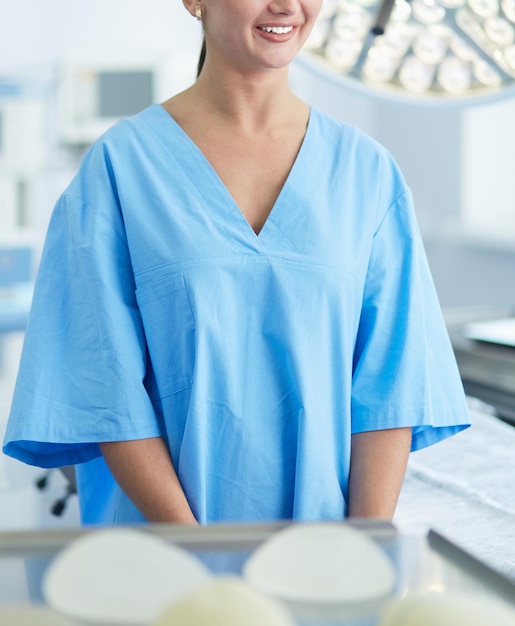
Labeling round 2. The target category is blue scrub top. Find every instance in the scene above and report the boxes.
[3,105,470,524]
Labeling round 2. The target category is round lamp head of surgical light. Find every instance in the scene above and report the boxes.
[302,0,515,103]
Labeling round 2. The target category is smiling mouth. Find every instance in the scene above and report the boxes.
[258,26,294,34]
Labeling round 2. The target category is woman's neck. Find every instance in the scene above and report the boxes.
[181,63,305,135]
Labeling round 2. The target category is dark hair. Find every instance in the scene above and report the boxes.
[197,37,206,78]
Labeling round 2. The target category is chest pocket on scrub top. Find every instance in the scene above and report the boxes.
[135,272,195,400]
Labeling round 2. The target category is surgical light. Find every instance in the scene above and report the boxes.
[304,0,515,98]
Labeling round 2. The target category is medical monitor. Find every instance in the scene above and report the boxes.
[96,70,153,118]
[58,51,171,146]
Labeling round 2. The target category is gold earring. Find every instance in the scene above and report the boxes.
[195,5,202,21]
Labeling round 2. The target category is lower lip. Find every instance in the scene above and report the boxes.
[256,27,297,42]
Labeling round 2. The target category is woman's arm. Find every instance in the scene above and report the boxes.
[99,437,198,524]
[348,427,412,519]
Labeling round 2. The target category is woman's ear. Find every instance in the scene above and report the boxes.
[182,0,199,19]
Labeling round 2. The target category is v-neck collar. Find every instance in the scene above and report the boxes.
[147,104,317,250]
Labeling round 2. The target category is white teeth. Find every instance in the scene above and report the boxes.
[260,26,293,34]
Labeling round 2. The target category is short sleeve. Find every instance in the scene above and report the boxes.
[3,155,161,468]
[351,189,470,451]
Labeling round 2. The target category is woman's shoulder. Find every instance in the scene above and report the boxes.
[309,106,392,160]
[58,106,165,211]
[309,106,405,189]
[69,104,172,186]
[89,103,167,151]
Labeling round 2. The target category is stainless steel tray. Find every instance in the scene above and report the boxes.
[0,520,514,624]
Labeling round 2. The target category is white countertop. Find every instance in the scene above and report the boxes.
[395,398,515,583]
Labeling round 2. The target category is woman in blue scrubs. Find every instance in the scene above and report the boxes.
[3,0,470,525]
